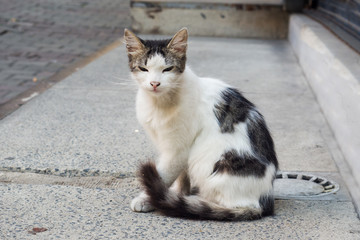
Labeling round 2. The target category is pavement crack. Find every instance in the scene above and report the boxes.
[0,166,135,179]
[0,171,137,189]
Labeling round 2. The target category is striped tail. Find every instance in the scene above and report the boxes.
[138,162,262,221]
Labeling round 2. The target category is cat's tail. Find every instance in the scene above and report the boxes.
[138,162,262,221]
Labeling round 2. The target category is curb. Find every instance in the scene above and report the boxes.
[289,14,360,217]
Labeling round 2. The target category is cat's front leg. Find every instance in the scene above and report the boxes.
[130,191,154,212]
[156,151,188,187]
[131,152,187,212]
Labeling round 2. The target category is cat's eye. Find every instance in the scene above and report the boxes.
[138,66,148,72]
[163,66,174,73]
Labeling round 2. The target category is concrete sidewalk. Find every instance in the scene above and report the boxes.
[1,32,360,239]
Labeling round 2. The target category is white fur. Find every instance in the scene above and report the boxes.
[203,165,276,209]
[131,54,275,212]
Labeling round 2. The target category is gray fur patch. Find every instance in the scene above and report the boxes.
[128,38,186,73]
[214,88,254,133]
[247,115,278,169]
[213,149,267,177]
[259,194,274,216]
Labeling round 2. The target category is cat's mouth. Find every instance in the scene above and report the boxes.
[151,89,163,95]
[146,86,162,94]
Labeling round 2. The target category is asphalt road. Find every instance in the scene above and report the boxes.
[0,0,131,105]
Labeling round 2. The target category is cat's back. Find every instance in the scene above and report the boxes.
[197,77,231,106]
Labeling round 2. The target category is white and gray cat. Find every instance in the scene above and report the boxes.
[124,28,278,221]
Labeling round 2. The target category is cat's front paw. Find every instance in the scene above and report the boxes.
[130,193,155,212]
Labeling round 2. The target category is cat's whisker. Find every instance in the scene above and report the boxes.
[100,74,137,87]
[97,74,129,81]
[89,74,134,87]
[107,75,133,82]
[106,81,132,86]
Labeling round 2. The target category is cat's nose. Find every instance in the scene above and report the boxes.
[150,81,161,87]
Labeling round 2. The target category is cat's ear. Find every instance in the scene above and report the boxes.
[124,29,145,56]
[167,28,188,55]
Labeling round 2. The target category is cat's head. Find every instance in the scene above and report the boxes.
[124,28,188,95]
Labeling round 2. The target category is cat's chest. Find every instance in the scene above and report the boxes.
[137,99,181,131]
[141,107,178,129]
[136,99,199,147]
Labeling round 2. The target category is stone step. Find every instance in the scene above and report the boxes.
[130,0,289,38]
[131,0,283,4]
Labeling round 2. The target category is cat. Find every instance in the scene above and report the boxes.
[124,28,279,221]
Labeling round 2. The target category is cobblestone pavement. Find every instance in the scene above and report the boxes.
[0,0,131,105]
